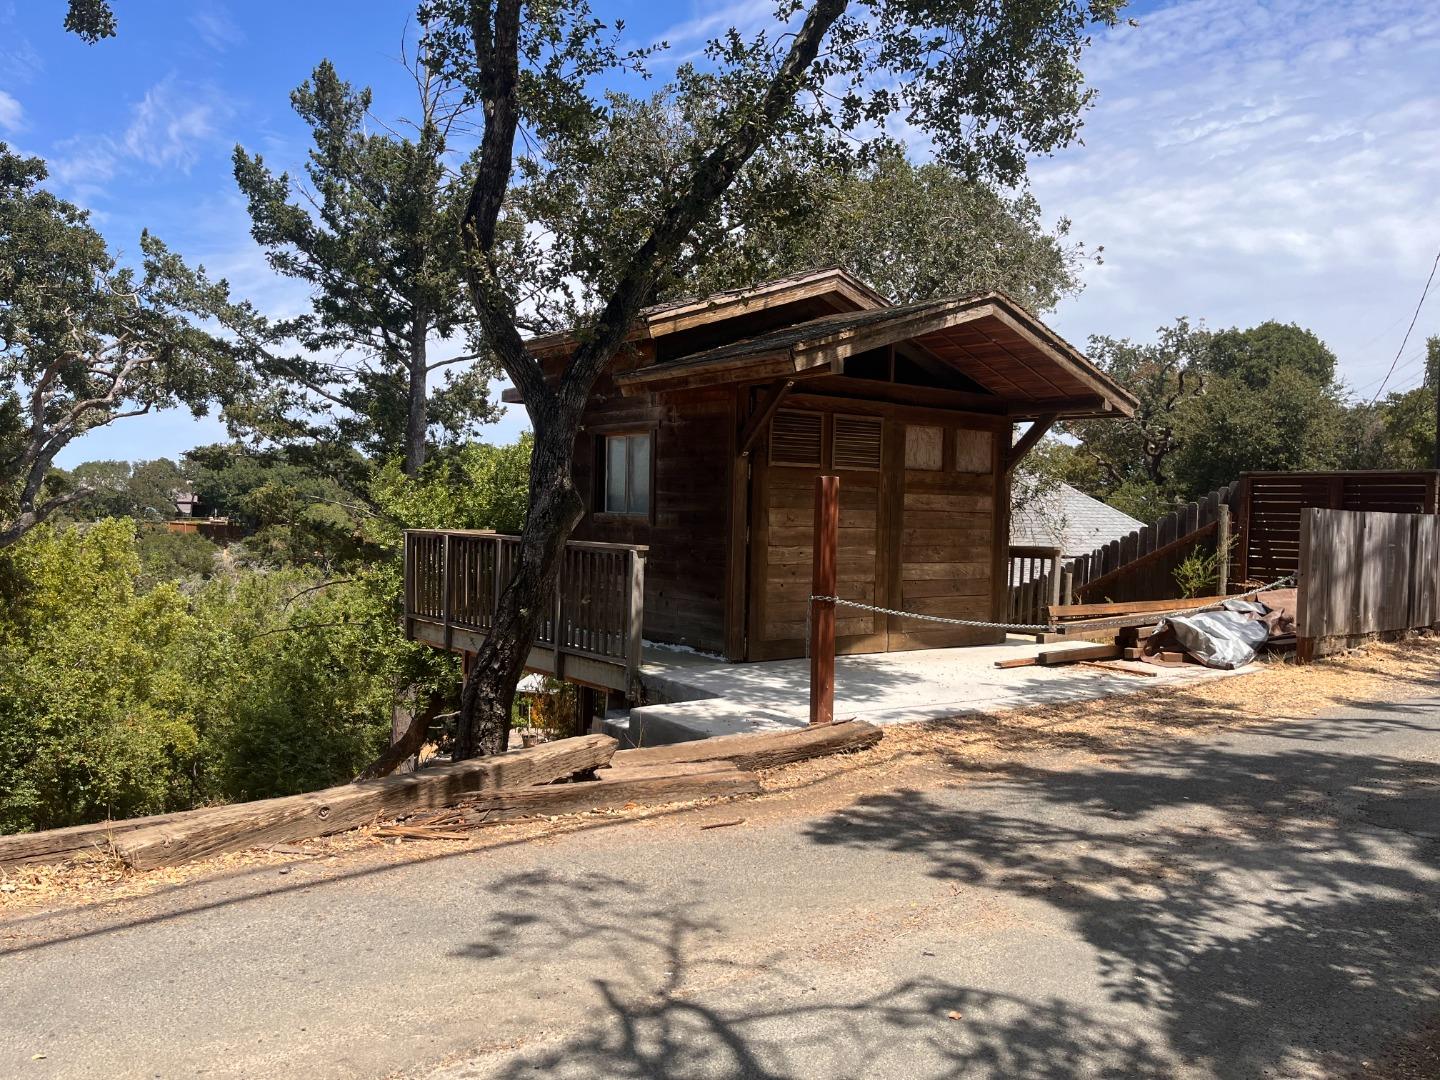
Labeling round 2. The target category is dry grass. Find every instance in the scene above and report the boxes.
[4,637,1438,918]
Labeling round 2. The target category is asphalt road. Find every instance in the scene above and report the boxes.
[3,696,1438,1079]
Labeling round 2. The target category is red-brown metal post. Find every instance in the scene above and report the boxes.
[810,474,839,726]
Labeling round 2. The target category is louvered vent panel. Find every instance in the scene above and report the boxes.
[769,410,823,467]
[833,415,883,471]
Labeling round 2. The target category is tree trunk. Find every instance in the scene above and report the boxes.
[454,416,584,757]
[403,317,429,476]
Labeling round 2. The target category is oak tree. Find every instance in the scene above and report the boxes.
[0,145,252,548]
[419,0,1126,756]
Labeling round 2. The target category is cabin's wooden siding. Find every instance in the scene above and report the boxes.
[743,401,1007,661]
[889,424,1000,650]
[570,354,733,654]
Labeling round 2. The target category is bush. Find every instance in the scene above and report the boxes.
[136,527,220,587]
[0,520,456,833]
[0,520,200,830]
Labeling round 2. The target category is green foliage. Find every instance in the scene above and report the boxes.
[1173,536,1232,599]
[1065,318,1354,512]
[0,520,199,830]
[232,60,498,475]
[1169,365,1347,495]
[1,144,255,547]
[685,149,1092,311]
[63,0,117,42]
[136,528,220,588]
[370,436,532,536]
[54,458,189,522]
[0,520,455,833]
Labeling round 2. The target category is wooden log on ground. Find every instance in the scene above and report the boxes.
[1037,643,1122,665]
[448,761,760,826]
[613,719,881,772]
[114,735,618,870]
[0,809,205,867]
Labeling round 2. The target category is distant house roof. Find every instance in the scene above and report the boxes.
[1010,482,1144,559]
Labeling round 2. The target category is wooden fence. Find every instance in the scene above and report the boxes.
[1068,482,1240,603]
[1238,470,1440,583]
[1005,546,1064,626]
[403,529,648,694]
[1296,508,1440,660]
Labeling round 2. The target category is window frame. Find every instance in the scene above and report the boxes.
[593,428,656,522]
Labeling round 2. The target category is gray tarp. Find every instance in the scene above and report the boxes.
[1161,599,1273,669]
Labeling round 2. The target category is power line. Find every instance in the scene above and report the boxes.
[1351,346,1427,397]
[1367,244,1440,406]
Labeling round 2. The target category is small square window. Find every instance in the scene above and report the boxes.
[602,433,652,516]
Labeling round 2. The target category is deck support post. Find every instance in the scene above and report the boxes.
[810,474,839,726]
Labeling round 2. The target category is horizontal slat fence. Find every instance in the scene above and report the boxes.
[1068,482,1239,603]
[1297,508,1440,659]
[1239,471,1439,583]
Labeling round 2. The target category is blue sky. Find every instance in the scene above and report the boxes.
[2,0,1437,466]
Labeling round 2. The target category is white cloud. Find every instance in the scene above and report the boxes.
[189,3,245,52]
[0,89,21,132]
[49,77,229,195]
[1025,0,1440,396]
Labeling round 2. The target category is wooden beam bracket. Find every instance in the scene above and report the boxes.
[737,378,796,458]
[1003,414,1057,476]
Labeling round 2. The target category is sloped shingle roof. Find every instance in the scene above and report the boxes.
[1010,483,1144,559]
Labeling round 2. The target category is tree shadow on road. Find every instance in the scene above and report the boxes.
[443,869,1174,1079]
[802,739,1440,1079]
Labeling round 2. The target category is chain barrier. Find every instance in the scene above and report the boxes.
[804,574,1297,650]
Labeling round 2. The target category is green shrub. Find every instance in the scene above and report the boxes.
[0,520,456,833]
[136,527,220,587]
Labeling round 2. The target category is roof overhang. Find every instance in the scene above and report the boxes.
[520,266,890,361]
[613,293,1138,420]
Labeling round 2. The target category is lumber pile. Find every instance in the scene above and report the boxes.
[3,720,884,871]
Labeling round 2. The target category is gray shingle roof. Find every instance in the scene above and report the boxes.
[1010,482,1144,559]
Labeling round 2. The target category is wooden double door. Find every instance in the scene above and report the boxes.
[746,405,1002,661]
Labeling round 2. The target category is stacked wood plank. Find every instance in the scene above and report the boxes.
[1,721,884,871]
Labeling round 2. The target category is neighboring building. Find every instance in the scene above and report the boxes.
[1010,481,1144,561]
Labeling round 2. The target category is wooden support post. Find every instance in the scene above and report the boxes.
[1059,566,1074,608]
[1216,504,1231,595]
[810,475,839,726]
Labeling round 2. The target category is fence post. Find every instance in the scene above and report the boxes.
[1216,504,1231,595]
[810,474,839,726]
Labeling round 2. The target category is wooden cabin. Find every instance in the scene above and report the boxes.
[477,268,1138,673]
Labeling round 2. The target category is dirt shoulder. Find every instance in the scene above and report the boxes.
[4,638,1439,920]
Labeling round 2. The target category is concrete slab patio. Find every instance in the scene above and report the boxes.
[616,637,1251,745]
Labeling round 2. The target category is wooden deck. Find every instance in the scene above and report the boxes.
[403,530,648,694]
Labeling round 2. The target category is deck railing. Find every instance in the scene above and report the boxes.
[403,529,648,694]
